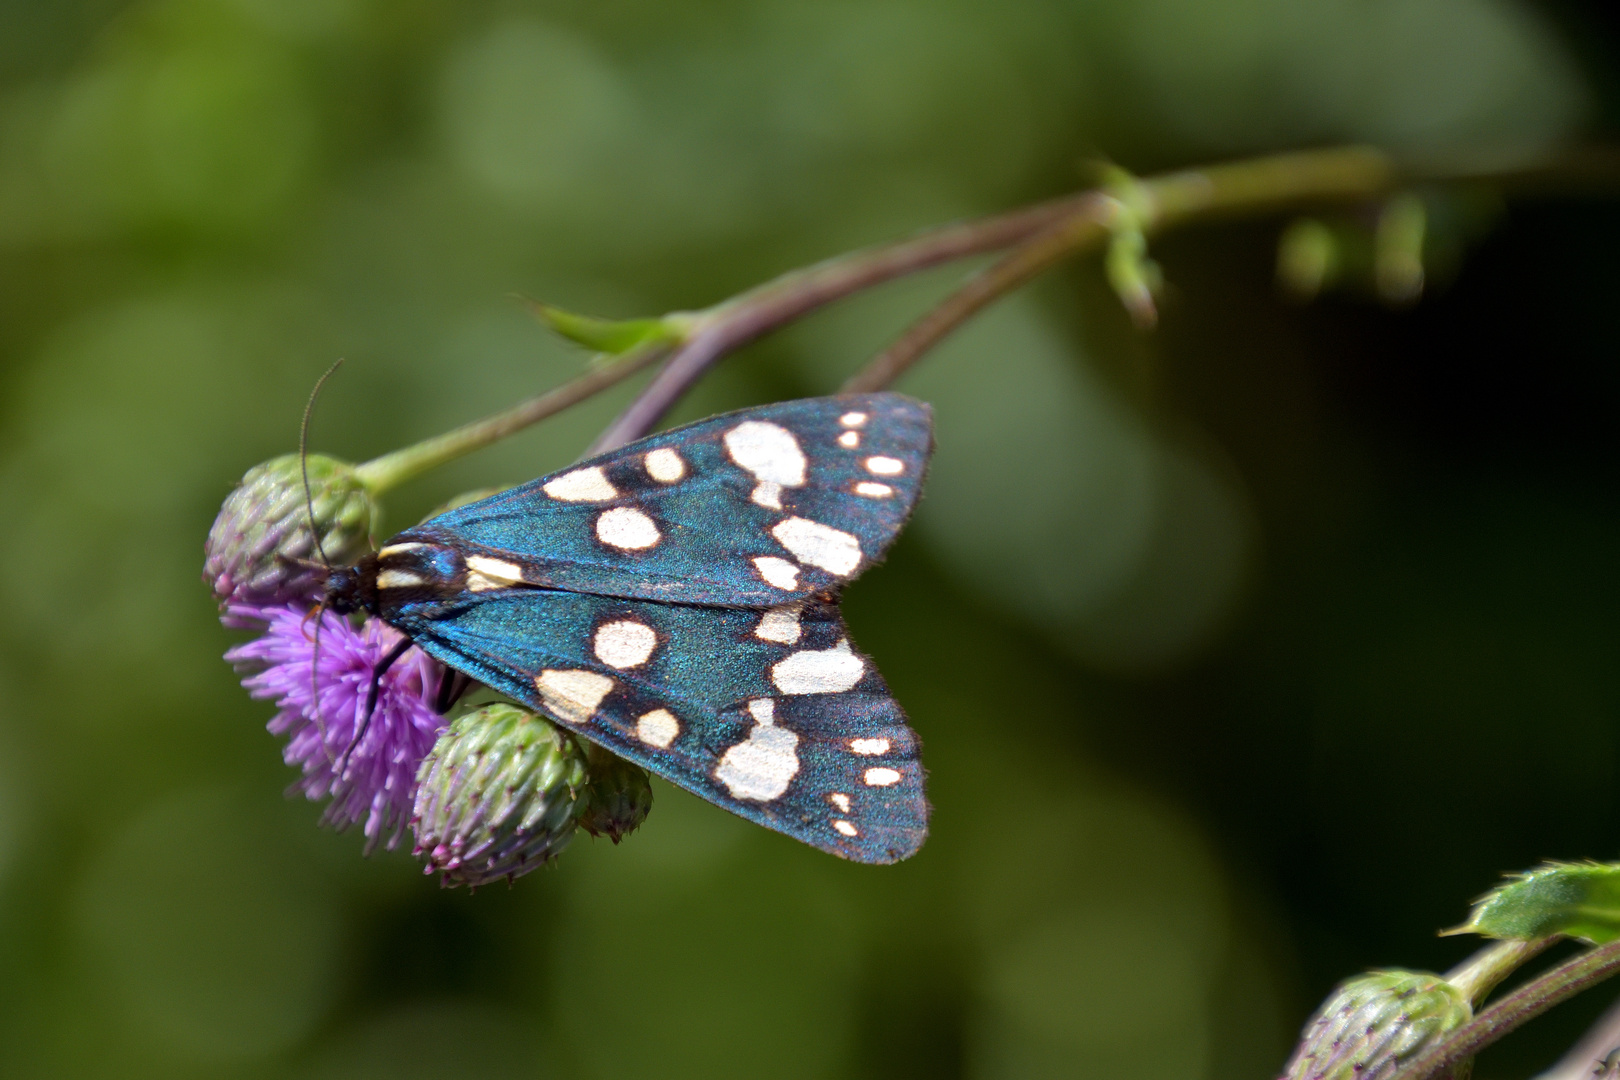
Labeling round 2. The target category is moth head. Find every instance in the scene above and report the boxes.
[324,553,380,616]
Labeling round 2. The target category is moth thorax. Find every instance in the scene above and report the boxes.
[374,541,467,598]
[324,553,379,615]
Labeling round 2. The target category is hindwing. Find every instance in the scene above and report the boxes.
[395,393,931,608]
[390,588,928,863]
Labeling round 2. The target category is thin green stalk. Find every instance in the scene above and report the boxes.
[353,341,671,494]
[1444,938,1557,1007]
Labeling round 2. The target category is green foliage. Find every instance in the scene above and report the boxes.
[1456,863,1620,944]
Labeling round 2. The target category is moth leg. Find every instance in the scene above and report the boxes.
[340,635,413,772]
[434,668,474,714]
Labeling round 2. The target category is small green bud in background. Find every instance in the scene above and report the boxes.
[1282,970,1473,1080]
[204,453,376,610]
[1376,193,1428,305]
[1278,218,1341,300]
[1104,224,1163,329]
[411,703,591,888]
[579,743,652,843]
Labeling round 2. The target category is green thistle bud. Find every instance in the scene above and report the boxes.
[1283,971,1472,1080]
[578,743,652,843]
[411,703,591,888]
[204,453,376,608]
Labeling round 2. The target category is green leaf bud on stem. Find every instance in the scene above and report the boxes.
[528,300,684,356]
[411,703,591,888]
[1282,971,1473,1080]
[579,743,652,843]
[204,453,375,609]
[1376,192,1427,305]
[1277,218,1341,300]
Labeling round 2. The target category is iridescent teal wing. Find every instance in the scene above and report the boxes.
[390,589,927,863]
[394,393,931,608]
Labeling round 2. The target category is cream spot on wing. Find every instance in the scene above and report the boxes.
[376,569,426,589]
[635,708,679,748]
[724,421,806,487]
[464,555,526,592]
[840,411,868,427]
[594,619,658,669]
[754,604,803,645]
[772,638,865,694]
[838,431,860,449]
[772,517,862,576]
[714,724,800,801]
[865,456,904,476]
[753,556,800,591]
[829,792,852,813]
[543,466,618,502]
[596,507,661,550]
[850,737,891,755]
[751,480,783,510]
[535,669,614,724]
[863,767,902,787]
[747,698,776,724]
[854,482,893,498]
[378,542,429,558]
[833,820,859,837]
[644,447,685,483]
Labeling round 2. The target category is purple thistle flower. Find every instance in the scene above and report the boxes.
[225,602,448,853]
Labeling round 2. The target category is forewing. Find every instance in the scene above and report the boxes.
[392,589,928,863]
[396,393,931,608]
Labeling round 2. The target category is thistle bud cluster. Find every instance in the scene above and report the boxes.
[210,453,652,884]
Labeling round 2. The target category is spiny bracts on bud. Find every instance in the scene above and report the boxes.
[1282,970,1472,1080]
[579,743,653,843]
[204,453,376,612]
[411,703,591,888]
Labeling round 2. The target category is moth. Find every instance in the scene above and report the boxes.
[324,393,933,863]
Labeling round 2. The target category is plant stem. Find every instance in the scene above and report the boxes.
[1395,939,1620,1080]
[846,145,1398,390]
[843,206,1111,391]
[1445,938,1557,1007]
[583,189,1109,454]
[353,341,671,494]
[353,143,1617,480]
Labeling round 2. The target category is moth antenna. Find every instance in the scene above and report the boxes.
[300,358,345,570]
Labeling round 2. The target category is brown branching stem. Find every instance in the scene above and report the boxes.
[582,188,1110,454]
[596,145,1400,449]
[356,143,1620,482]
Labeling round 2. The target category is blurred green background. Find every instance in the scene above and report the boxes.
[1,0,1618,1077]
